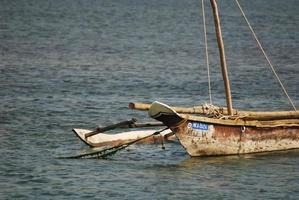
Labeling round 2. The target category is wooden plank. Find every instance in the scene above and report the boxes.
[129,102,299,120]
[85,119,137,138]
[129,102,231,114]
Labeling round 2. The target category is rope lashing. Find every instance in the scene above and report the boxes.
[202,103,225,118]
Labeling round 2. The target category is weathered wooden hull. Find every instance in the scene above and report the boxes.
[172,120,299,156]
[148,101,299,157]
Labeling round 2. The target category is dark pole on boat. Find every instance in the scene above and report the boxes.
[210,0,233,115]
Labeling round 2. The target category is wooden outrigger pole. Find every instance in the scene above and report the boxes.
[129,102,299,120]
[210,0,233,115]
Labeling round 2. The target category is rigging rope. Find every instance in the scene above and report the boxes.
[201,0,212,104]
[235,0,297,111]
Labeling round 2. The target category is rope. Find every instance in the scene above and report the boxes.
[235,0,297,111]
[202,103,226,118]
[201,0,212,104]
[202,103,246,120]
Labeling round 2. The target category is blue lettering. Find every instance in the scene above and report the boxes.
[192,122,208,130]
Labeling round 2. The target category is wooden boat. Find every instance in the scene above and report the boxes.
[131,0,299,156]
[148,101,299,156]
[73,128,175,148]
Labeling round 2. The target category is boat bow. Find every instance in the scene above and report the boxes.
[149,101,186,127]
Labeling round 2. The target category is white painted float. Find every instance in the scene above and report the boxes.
[73,128,176,147]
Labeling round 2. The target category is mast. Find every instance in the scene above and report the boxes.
[210,0,233,115]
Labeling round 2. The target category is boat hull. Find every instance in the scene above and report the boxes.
[173,120,299,156]
[149,101,299,157]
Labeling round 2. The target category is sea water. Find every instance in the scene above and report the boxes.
[1,0,299,199]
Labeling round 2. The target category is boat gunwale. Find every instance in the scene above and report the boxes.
[180,113,299,128]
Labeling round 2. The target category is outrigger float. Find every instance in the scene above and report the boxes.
[73,118,175,148]
[63,119,173,159]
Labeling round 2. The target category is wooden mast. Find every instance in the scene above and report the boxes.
[210,0,233,115]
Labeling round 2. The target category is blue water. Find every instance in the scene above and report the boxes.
[1,0,299,199]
